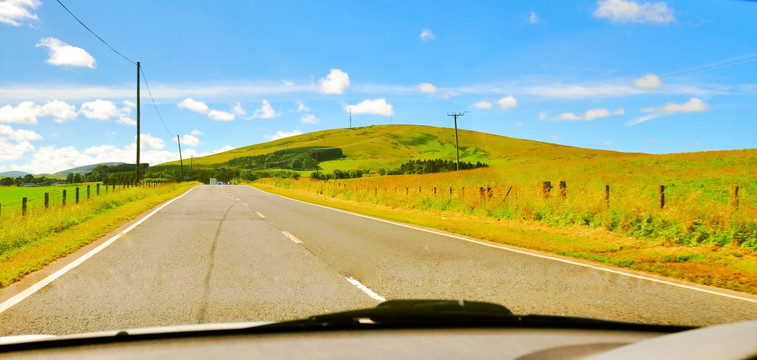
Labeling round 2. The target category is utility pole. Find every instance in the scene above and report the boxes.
[135,61,141,184]
[447,111,466,171]
[177,135,185,182]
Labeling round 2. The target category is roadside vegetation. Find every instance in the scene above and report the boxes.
[250,148,757,294]
[0,182,197,288]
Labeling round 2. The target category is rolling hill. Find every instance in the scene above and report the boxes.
[151,124,634,173]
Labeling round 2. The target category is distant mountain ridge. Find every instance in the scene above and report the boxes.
[0,171,30,178]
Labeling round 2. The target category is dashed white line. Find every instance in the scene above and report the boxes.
[282,231,303,244]
[256,211,266,219]
[346,277,386,302]
[257,186,757,304]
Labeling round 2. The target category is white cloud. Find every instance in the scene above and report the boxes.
[178,98,209,114]
[418,83,437,94]
[265,130,303,141]
[593,0,675,24]
[550,134,558,140]
[139,134,165,150]
[497,95,518,109]
[232,102,246,116]
[0,138,34,161]
[634,74,662,89]
[80,99,118,120]
[345,98,394,116]
[642,97,709,114]
[319,69,350,94]
[301,113,319,124]
[181,134,200,147]
[528,11,540,24]
[420,28,435,42]
[191,129,202,136]
[35,37,96,68]
[250,99,279,119]
[546,107,625,121]
[296,100,309,112]
[208,109,235,121]
[473,101,492,109]
[13,143,178,174]
[0,124,41,142]
[0,0,40,26]
[117,116,136,126]
[0,101,39,124]
[40,100,77,123]
[629,97,709,125]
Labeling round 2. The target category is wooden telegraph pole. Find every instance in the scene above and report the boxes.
[135,61,141,184]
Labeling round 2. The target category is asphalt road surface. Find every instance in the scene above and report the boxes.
[1,185,756,335]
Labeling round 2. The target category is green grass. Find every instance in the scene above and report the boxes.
[0,182,198,288]
[0,183,105,215]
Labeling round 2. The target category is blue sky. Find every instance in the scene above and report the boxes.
[1,0,755,174]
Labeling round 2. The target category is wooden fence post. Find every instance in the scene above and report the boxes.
[97,183,100,195]
[542,181,552,198]
[479,187,485,199]
[45,192,49,209]
[660,185,665,209]
[419,186,422,193]
[559,181,567,199]
[605,185,610,208]
[87,185,91,199]
[76,187,80,204]
[62,190,67,207]
[433,187,437,195]
[449,187,452,196]
[405,187,408,195]
[732,186,739,210]
[22,197,27,216]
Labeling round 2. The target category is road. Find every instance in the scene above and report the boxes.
[1,184,756,335]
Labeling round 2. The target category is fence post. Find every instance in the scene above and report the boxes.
[405,187,408,195]
[732,186,739,211]
[374,188,377,196]
[45,192,49,209]
[479,187,485,199]
[660,185,665,209]
[22,197,27,216]
[559,181,567,199]
[605,185,610,208]
[487,186,492,199]
[87,185,91,199]
[63,190,67,207]
[434,187,437,195]
[542,181,552,198]
[461,187,465,197]
[449,187,452,196]
[419,186,422,193]
[76,187,80,204]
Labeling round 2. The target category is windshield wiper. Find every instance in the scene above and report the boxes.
[256,299,693,332]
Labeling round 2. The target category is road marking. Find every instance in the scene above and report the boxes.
[282,231,303,244]
[0,186,199,315]
[256,211,266,219]
[346,277,386,302]
[258,187,757,305]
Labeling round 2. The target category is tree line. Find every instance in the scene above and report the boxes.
[382,159,488,175]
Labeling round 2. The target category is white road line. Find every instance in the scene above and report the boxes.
[256,211,266,219]
[282,231,303,244]
[346,277,386,302]
[0,186,199,315]
[257,187,757,304]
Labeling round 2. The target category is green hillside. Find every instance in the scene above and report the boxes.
[151,124,628,173]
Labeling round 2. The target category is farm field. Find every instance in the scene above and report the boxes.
[0,183,107,216]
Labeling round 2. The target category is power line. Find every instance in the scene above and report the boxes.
[55,0,136,65]
[140,68,175,137]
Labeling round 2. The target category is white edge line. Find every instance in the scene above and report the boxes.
[255,186,757,305]
[281,231,303,244]
[256,211,266,219]
[346,277,386,302]
[0,186,199,315]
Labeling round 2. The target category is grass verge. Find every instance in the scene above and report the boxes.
[251,182,757,295]
[0,182,198,288]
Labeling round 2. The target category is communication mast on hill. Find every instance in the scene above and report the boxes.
[447,111,468,171]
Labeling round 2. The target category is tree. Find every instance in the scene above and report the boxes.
[66,173,74,184]
[0,177,13,186]
[73,173,82,183]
